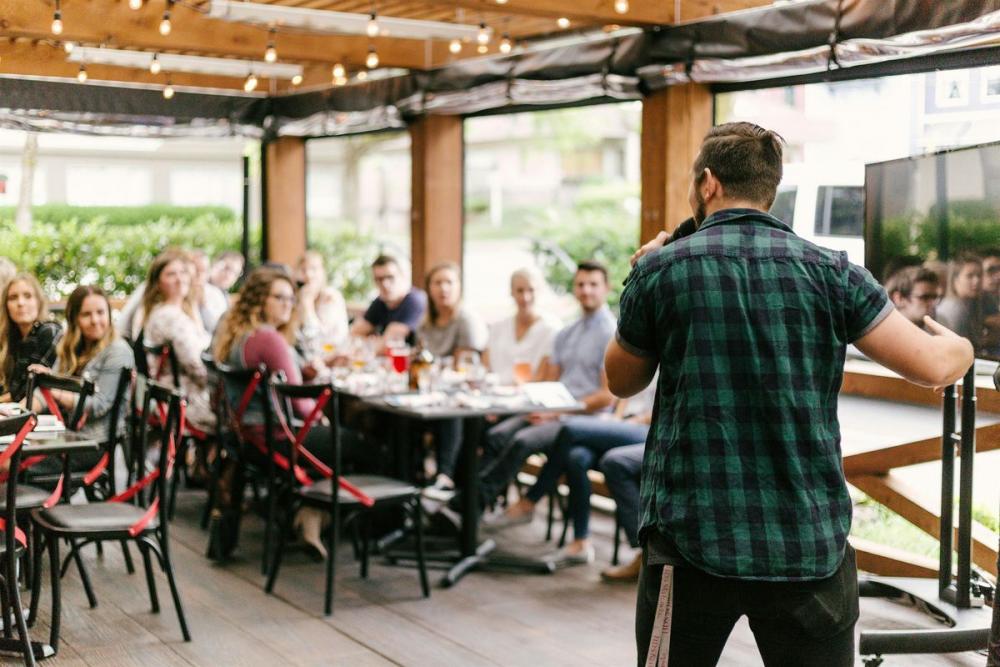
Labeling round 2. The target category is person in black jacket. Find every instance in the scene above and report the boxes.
[0,272,61,404]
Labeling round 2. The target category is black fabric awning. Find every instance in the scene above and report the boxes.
[4,0,1000,138]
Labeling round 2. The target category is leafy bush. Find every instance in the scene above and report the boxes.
[0,211,244,299]
[0,204,235,227]
[307,226,386,303]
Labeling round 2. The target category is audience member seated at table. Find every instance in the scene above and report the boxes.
[214,266,343,559]
[477,260,616,515]
[936,254,984,349]
[208,250,245,294]
[118,247,224,340]
[28,284,134,476]
[483,268,559,385]
[491,380,655,568]
[294,250,349,357]
[350,254,427,342]
[140,249,215,433]
[0,272,62,403]
[0,256,16,291]
[885,266,940,328]
[417,262,488,497]
[190,249,229,333]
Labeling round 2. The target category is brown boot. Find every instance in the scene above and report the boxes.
[600,552,641,583]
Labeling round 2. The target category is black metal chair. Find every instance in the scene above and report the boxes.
[30,381,191,653]
[264,381,429,615]
[0,412,39,667]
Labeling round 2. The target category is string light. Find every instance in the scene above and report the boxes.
[129,0,143,9]
[149,53,161,74]
[495,0,508,4]
[477,44,488,54]
[365,46,379,69]
[332,73,347,86]
[159,1,172,36]
[51,1,64,35]
[291,73,303,86]
[264,28,277,63]
[449,39,462,54]
[477,22,489,45]
[557,17,570,29]
[356,69,368,81]
[76,64,87,83]
[366,12,379,37]
[163,79,174,99]
[499,34,512,54]
[332,62,345,79]
[243,72,258,92]
[614,0,629,13]
[63,41,75,54]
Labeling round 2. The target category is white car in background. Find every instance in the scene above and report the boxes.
[769,164,865,266]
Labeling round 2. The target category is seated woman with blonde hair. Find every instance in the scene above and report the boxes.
[294,251,349,359]
[0,272,61,404]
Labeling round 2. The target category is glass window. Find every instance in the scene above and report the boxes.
[769,187,797,226]
[814,186,863,237]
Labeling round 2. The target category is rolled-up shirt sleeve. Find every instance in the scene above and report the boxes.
[844,261,893,343]
[616,266,656,357]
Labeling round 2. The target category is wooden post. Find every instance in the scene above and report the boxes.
[640,84,713,244]
[410,115,464,288]
[263,137,307,266]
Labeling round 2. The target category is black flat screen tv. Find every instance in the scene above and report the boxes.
[865,141,1000,360]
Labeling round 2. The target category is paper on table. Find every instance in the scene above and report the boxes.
[521,382,578,409]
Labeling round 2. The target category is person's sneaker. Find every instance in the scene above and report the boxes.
[481,507,534,531]
[600,552,641,583]
[550,543,595,566]
[421,476,456,503]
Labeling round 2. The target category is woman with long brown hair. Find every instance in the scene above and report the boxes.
[139,249,214,431]
[0,272,61,403]
[214,266,337,559]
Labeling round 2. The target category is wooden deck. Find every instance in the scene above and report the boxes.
[1,489,987,667]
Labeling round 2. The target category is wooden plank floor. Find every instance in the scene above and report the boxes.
[1,490,989,667]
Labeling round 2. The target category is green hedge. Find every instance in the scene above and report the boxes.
[0,204,236,227]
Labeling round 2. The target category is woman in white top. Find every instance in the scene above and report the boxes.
[294,251,350,357]
[484,268,559,384]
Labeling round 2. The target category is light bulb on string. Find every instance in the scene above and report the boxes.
[159,13,171,35]
[477,22,489,45]
[499,34,512,54]
[614,0,629,14]
[557,17,570,29]
[51,2,64,35]
[149,53,161,74]
[129,0,143,9]
[63,41,75,54]
[495,0,508,4]
[449,39,462,54]
[291,73,303,86]
[477,44,488,54]
[244,72,258,92]
[77,64,87,83]
[163,80,174,99]
[356,70,368,81]
[366,12,379,38]
[264,29,277,63]
[333,74,347,86]
[366,47,379,69]
[332,62,345,79]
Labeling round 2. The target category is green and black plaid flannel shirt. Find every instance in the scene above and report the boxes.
[617,208,892,581]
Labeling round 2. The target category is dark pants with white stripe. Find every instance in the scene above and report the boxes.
[636,545,858,666]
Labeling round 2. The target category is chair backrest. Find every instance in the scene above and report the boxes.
[25,371,96,431]
[215,361,270,439]
[0,412,37,552]
[142,341,180,387]
[268,380,339,492]
[102,367,135,494]
[138,380,184,530]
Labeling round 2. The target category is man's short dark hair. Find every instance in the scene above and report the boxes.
[693,122,785,208]
[885,266,939,299]
[576,259,608,284]
[371,254,399,270]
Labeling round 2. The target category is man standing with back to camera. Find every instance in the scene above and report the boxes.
[605,122,974,666]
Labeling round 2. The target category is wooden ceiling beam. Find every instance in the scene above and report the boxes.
[0,0,453,71]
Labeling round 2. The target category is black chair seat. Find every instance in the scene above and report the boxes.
[298,475,417,505]
[34,502,157,534]
[0,484,52,511]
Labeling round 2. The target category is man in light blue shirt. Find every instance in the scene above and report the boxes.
[477,260,616,518]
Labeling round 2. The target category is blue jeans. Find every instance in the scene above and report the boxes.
[526,416,648,540]
[599,443,644,547]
